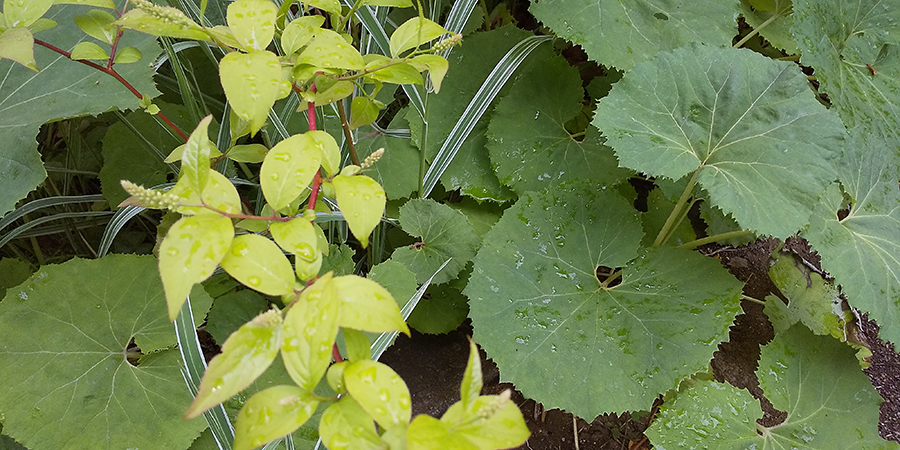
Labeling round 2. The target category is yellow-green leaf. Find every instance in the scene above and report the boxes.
[171,170,242,216]
[306,79,354,106]
[307,130,340,176]
[28,17,57,33]
[332,275,409,334]
[113,46,142,64]
[221,233,296,295]
[362,0,413,6]
[389,16,447,58]
[281,15,323,55]
[296,28,365,70]
[74,9,115,44]
[226,0,276,52]
[326,360,349,394]
[344,359,412,429]
[260,132,323,211]
[319,396,385,450]
[460,338,481,412]
[408,415,475,450]
[440,392,530,449]
[219,50,286,136]
[70,41,109,60]
[282,273,340,391]
[186,309,283,419]
[115,8,210,41]
[181,115,214,193]
[159,214,234,320]
[226,143,268,163]
[4,0,52,28]
[0,27,38,71]
[411,54,448,93]
[368,62,423,85]
[306,0,342,15]
[234,385,319,450]
[342,328,371,362]
[332,174,385,248]
[349,97,380,130]
[54,0,116,7]
[164,139,222,163]
[270,217,318,261]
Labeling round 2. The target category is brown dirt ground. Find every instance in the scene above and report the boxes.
[380,236,900,449]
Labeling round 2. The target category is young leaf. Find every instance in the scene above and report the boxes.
[226,0,277,52]
[281,273,340,391]
[115,7,211,41]
[113,46,142,64]
[594,43,844,238]
[343,328,371,362]
[55,0,118,9]
[349,96,380,130]
[74,9,116,44]
[270,217,318,261]
[186,309,284,419]
[410,54,449,93]
[460,338,482,412]
[70,41,109,60]
[343,359,412,429]
[220,50,286,136]
[319,396,386,450]
[281,15,324,55]
[159,214,235,319]
[327,360,349,394]
[368,62,424,85]
[260,132,323,211]
[407,415,474,449]
[181,115,214,194]
[391,199,480,285]
[529,0,738,71]
[234,385,320,450]
[171,170,243,216]
[0,27,38,71]
[3,0,52,28]
[466,182,743,417]
[306,130,341,176]
[332,174,385,248]
[0,255,207,450]
[389,17,447,58]
[220,234,296,296]
[306,0,341,15]
[296,28,365,70]
[226,143,268,163]
[332,275,410,335]
[440,391,530,449]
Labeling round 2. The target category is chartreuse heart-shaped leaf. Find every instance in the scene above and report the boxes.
[466,182,743,417]
[282,15,324,55]
[186,309,283,419]
[270,217,318,261]
[234,385,319,450]
[319,396,385,450]
[219,50,287,135]
[282,273,340,391]
[171,170,243,216]
[594,43,843,238]
[332,174,385,248]
[221,234,296,296]
[296,28,365,70]
[181,115,214,194]
[803,130,900,346]
[159,214,234,319]
[529,0,738,71]
[389,17,447,57]
[226,0,276,51]
[260,132,324,211]
[0,28,38,71]
[793,0,900,136]
[0,255,207,450]
[487,51,631,195]
[332,275,409,335]
[74,9,116,44]
[647,326,895,449]
[344,359,412,429]
[391,198,479,284]
[3,0,51,27]
[764,252,848,339]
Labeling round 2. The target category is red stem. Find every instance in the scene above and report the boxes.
[33,38,190,142]
[332,343,344,363]
[306,80,323,212]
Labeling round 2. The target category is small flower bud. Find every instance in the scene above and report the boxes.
[361,148,385,168]
[432,33,462,53]
[119,180,181,209]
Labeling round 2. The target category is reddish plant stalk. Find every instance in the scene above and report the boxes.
[33,38,189,142]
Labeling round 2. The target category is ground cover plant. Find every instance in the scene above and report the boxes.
[0,0,898,449]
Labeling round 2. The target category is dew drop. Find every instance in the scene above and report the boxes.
[248,276,262,286]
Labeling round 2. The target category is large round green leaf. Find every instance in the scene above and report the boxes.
[0,255,207,450]
[594,43,843,238]
[529,0,739,71]
[487,52,631,194]
[466,182,742,417]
